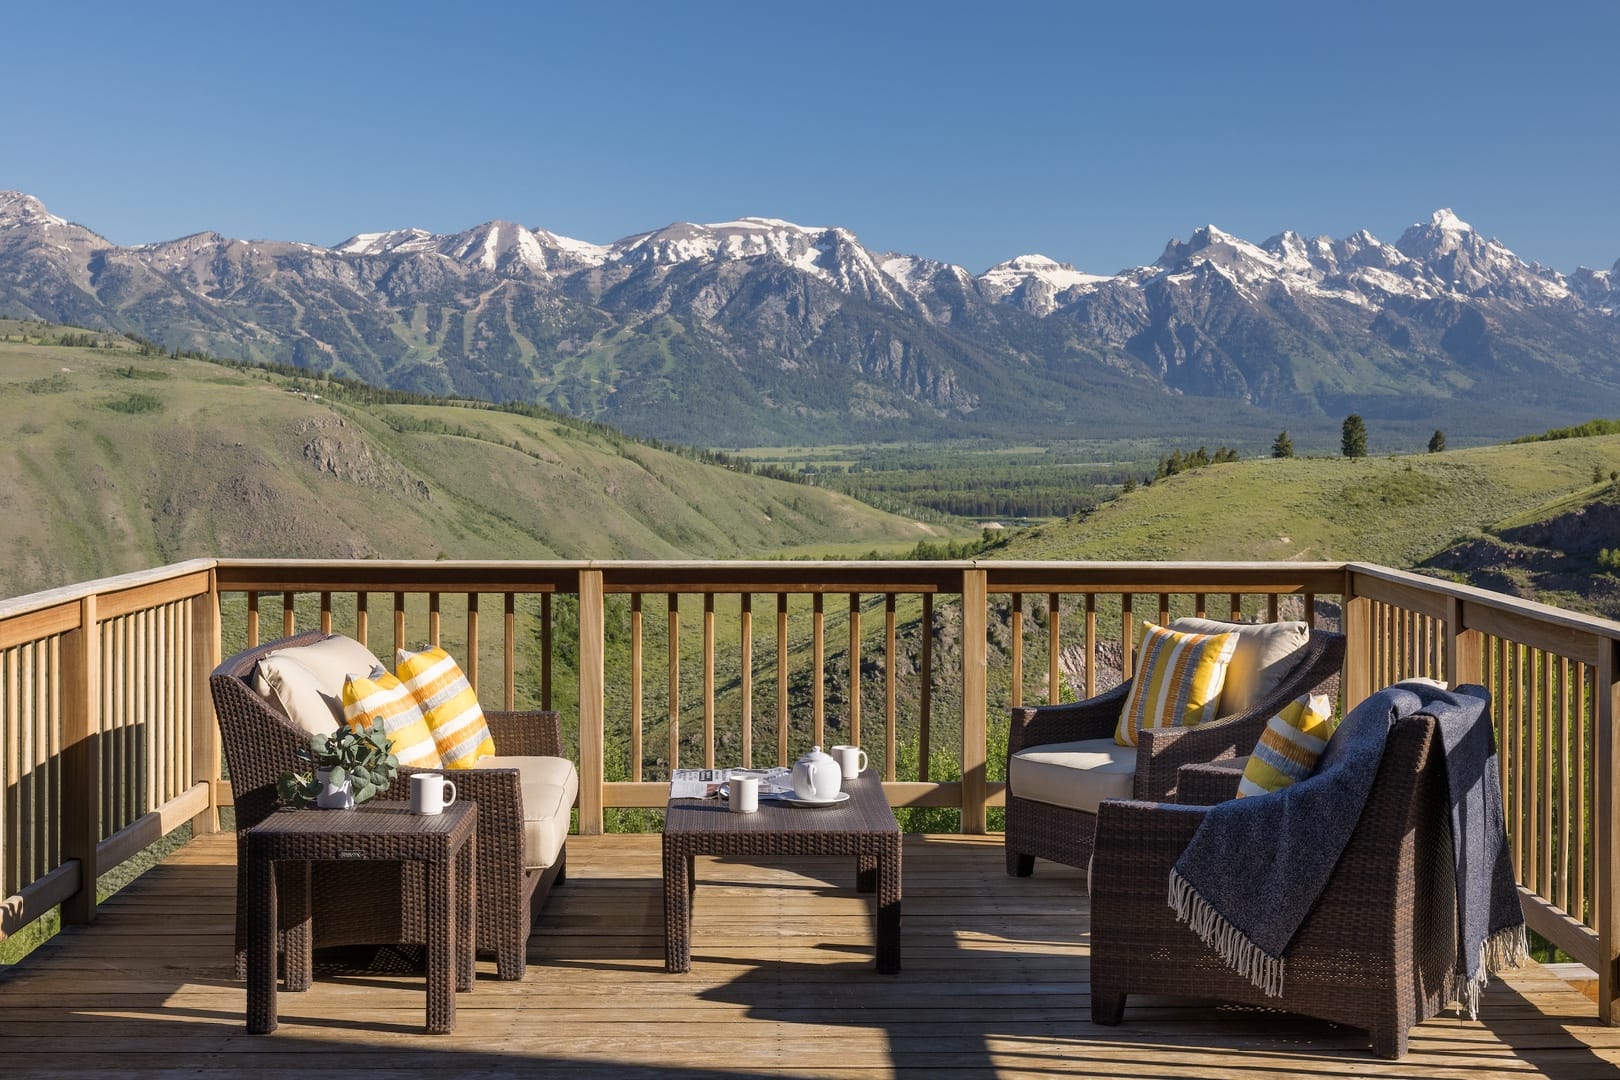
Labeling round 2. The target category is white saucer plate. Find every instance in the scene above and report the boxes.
[776,791,852,808]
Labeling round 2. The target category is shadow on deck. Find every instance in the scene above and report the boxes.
[1,831,1616,1078]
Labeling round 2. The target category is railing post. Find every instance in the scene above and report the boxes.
[577,569,605,836]
[1342,571,1374,710]
[1444,596,1484,688]
[961,568,988,834]
[61,596,100,925]
[1598,637,1620,1024]
[190,571,221,836]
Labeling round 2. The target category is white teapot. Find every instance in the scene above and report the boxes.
[791,746,842,802]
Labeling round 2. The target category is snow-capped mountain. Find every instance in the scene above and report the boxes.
[2,191,1618,446]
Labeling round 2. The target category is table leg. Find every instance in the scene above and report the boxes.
[456,832,476,993]
[663,835,692,973]
[246,851,278,1034]
[283,860,312,992]
[876,839,901,974]
[426,856,455,1034]
[857,852,877,893]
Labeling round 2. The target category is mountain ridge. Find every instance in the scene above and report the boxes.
[4,191,1618,447]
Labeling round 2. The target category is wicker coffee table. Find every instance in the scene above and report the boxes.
[245,802,477,1034]
[662,770,901,973]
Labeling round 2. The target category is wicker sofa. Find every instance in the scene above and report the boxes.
[1088,711,1461,1058]
[1004,626,1345,876]
[211,630,575,981]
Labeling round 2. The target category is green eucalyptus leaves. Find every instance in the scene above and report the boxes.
[276,718,399,807]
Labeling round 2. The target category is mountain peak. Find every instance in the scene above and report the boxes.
[0,191,69,229]
[1429,208,1472,232]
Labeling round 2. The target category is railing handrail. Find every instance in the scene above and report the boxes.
[0,559,216,625]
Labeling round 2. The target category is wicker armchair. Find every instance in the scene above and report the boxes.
[1089,711,1460,1059]
[211,631,571,982]
[1004,628,1344,876]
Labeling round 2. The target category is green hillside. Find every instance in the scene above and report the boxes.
[996,437,1620,569]
[0,328,941,597]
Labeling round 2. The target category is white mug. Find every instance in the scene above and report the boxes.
[410,772,457,815]
[730,776,760,814]
[830,745,868,780]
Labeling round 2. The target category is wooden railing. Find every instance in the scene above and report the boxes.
[0,561,219,939]
[2,557,1618,1022]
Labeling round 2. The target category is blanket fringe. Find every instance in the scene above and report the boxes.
[1461,924,1529,1019]
[1169,868,1285,998]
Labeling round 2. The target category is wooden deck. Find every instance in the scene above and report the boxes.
[2,831,1616,1078]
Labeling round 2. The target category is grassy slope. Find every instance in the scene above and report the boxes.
[996,437,1620,568]
[0,338,938,596]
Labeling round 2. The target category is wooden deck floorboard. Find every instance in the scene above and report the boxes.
[1,831,1615,1078]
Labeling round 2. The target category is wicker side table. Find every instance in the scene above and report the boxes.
[662,770,901,974]
[245,802,478,1034]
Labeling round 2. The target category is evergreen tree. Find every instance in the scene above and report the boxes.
[1271,430,1294,458]
[1428,429,1446,453]
[1341,414,1368,458]
[1121,475,1137,494]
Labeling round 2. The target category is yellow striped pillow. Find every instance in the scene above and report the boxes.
[341,669,442,769]
[1238,694,1335,797]
[1115,622,1239,747]
[397,646,496,770]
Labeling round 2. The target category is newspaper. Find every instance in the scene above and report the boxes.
[669,766,792,800]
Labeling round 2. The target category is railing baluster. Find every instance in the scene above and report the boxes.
[1542,650,1555,899]
[1559,655,1572,914]
[356,591,369,648]
[1047,593,1060,705]
[962,569,988,834]
[884,593,897,781]
[541,593,554,711]
[246,591,260,647]
[320,592,332,635]
[428,592,440,648]
[1009,592,1023,709]
[667,595,680,772]
[1121,593,1134,681]
[1194,592,1206,619]
[466,593,479,695]
[702,593,715,769]
[776,594,789,767]
[812,593,825,750]
[849,593,861,751]
[1228,592,1241,622]
[630,593,643,782]
[577,569,605,836]
[919,593,933,779]
[740,594,752,770]
[392,592,406,662]
[1158,592,1170,628]
[503,593,515,712]
[1578,661,1591,924]
[1085,593,1097,700]
[282,592,296,638]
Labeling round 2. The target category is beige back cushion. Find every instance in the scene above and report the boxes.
[252,635,386,736]
[1168,618,1310,715]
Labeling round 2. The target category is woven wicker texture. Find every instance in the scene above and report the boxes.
[212,632,568,982]
[1004,629,1345,876]
[663,771,901,974]
[246,802,477,1034]
[1090,713,1460,1059]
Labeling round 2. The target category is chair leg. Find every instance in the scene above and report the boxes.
[495,934,527,981]
[1007,849,1035,877]
[1370,1023,1408,1060]
[1091,992,1126,1025]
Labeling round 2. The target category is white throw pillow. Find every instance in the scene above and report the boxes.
[252,634,386,735]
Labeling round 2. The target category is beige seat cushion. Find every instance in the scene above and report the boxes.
[474,755,578,870]
[1169,618,1309,714]
[252,635,387,736]
[1010,738,1137,814]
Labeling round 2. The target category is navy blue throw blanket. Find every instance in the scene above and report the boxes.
[1168,681,1525,1013]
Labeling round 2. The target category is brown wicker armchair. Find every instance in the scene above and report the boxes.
[211,631,572,982]
[1089,711,1460,1059]
[1005,628,1344,876]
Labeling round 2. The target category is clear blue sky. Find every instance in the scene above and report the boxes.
[6,1,1616,275]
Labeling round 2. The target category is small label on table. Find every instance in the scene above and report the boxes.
[338,851,365,859]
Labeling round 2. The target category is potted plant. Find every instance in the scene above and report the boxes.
[277,718,399,808]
